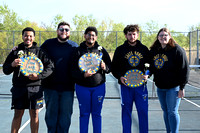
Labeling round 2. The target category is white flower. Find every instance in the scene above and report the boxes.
[17,50,24,55]
[98,46,103,51]
[145,63,150,68]
[17,50,24,58]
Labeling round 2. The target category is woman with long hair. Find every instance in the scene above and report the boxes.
[149,28,189,133]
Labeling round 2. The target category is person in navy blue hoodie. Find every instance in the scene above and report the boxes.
[149,28,189,133]
[71,26,111,133]
[3,27,54,133]
[40,22,78,133]
[112,24,150,133]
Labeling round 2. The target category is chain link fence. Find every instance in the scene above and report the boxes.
[0,30,199,65]
[189,30,200,65]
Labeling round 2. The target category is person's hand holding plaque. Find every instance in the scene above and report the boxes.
[143,75,148,82]
[100,60,106,71]
[120,76,127,86]
[11,58,22,67]
[28,73,39,80]
[11,50,24,68]
[84,69,96,78]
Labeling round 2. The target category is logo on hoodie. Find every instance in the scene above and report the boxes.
[125,51,143,67]
[154,54,168,69]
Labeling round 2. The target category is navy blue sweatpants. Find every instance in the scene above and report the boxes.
[76,83,105,133]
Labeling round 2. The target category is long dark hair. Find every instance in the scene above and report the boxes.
[150,28,177,51]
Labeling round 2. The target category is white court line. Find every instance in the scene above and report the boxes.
[183,97,200,108]
[18,104,45,133]
[186,83,200,90]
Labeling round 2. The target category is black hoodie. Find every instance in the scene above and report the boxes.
[71,41,111,87]
[111,40,150,85]
[3,42,54,87]
[149,44,189,90]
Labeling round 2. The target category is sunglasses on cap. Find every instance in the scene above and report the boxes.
[58,28,70,32]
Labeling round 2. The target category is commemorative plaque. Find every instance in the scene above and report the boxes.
[78,53,101,73]
[124,69,144,88]
[20,56,44,76]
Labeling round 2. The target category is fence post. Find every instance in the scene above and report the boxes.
[189,32,192,65]
[197,29,199,65]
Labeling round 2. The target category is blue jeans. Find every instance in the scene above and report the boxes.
[157,86,181,133]
[76,83,105,133]
[121,84,148,133]
[44,88,74,133]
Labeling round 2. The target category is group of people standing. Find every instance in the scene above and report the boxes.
[3,22,189,133]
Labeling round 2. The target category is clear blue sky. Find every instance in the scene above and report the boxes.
[1,0,200,32]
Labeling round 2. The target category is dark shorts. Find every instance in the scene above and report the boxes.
[11,86,44,110]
